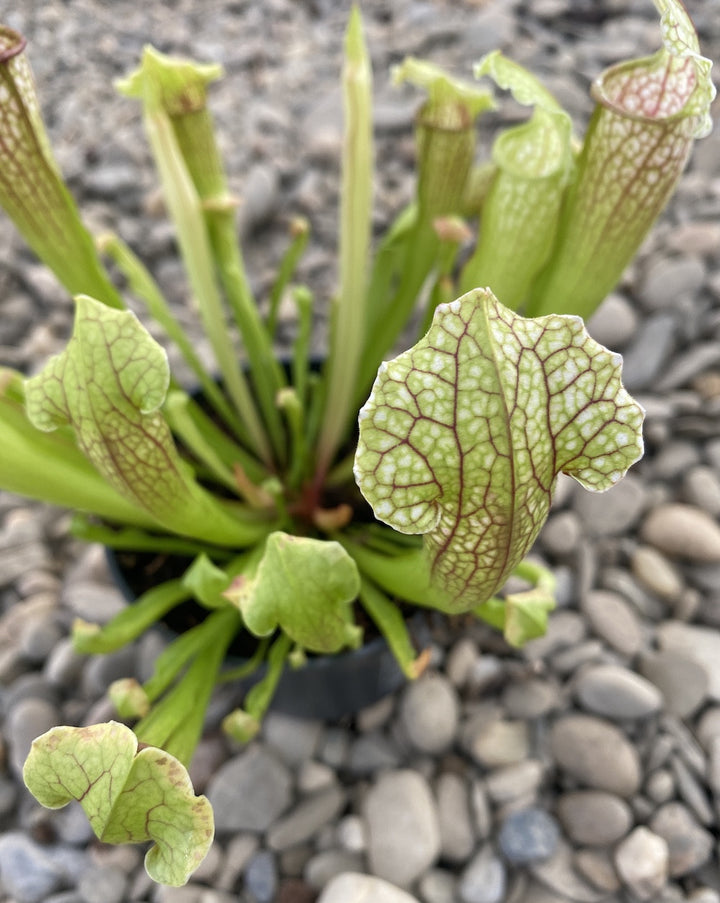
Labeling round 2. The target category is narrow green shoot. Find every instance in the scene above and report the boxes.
[267,217,311,336]
[315,5,374,479]
[98,232,241,440]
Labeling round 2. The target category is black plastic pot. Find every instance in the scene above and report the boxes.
[106,547,430,722]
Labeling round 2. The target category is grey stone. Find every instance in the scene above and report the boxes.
[364,770,441,887]
[154,886,206,903]
[529,841,608,903]
[399,673,459,755]
[435,772,475,864]
[44,894,85,903]
[0,644,25,685]
[238,163,280,237]
[556,791,633,846]
[0,541,49,589]
[303,848,363,890]
[84,163,139,200]
[523,610,587,659]
[582,589,643,656]
[458,845,506,903]
[7,696,60,777]
[77,865,127,903]
[498,808,559,864]
[573,849,621,894]
[683,465,720,518]
[317,873,421,903]
[621,314,677,390]
[485,760,545,806]
[646,768,676,804]
[304,850,364,890]
[573,664,663,719]
[657,342,720,392]
[214,834,258,893]
[319,728,350,769]
[445,637,479,687]
[267,785,346,851]
[41,844,91,887]
[669,754,714,825]
[600,566,667,621]
[471,780,493,840]
[652,440,702,481]
[81,646,137,695]
[356,695,395,733]
[0,832,64,903]
[19,616,62,663]
[0,776,18,818]
[587,292,639,349]
[206,744,292,833]
[297,760,336,795]
[641,504,720,562]
[539,511,582,556]
[709,735,720,795]
[657,622,720,700]
[53,801,95,846]
[551,640,605,675]
[550,715,641,797]
[573,474,646,536]
[418,869,457,903]
[697,706,720,751]
[614,827,669,901]
[639,650,708,717]
[61,580,127,623]
[639,256,706,311]
[336,814,366,853]
[263,713,323,766]
[649,802,714,877]
[348,731,402,774]
[501,677,560,719]
[468,719,529,768]
[666,220,720,256]
[662,714,707,774]
[244,850,278,903]
[689,893,720,903]
[43,638,86,689]
[631,545,684,600]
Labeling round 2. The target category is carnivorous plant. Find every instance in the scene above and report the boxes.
[0,0,712,884]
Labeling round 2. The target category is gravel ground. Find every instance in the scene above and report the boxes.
[2,1,720,902]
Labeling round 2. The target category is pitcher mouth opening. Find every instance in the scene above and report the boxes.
[0,27,26,64]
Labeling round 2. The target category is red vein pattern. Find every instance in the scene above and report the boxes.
[355,289,644,612]
[23,722,213,886]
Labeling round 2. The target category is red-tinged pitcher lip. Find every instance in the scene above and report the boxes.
[590,56,699,124]
[0,27,27,64]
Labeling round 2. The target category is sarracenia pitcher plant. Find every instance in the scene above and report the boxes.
[0,0,712,885]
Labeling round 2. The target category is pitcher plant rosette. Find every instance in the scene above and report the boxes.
[0,0,713,885]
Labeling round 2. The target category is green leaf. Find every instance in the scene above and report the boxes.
[24,295,267,548]
[503,586,556,646]
[72,578,189,655]
[225,532,363,653]
[0,27,122,309]
[359,577,430,679]
[23,722,213,886]
[118,47,274,464]
[355,288,644,612]
[527,0,715,318]
[461,52,573,309]
[0,369,158,528]
[109,678,150,718]
[182,554,231,609]
[316,5,374,477]
[392,56,495,120]
[223,632,293,742]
